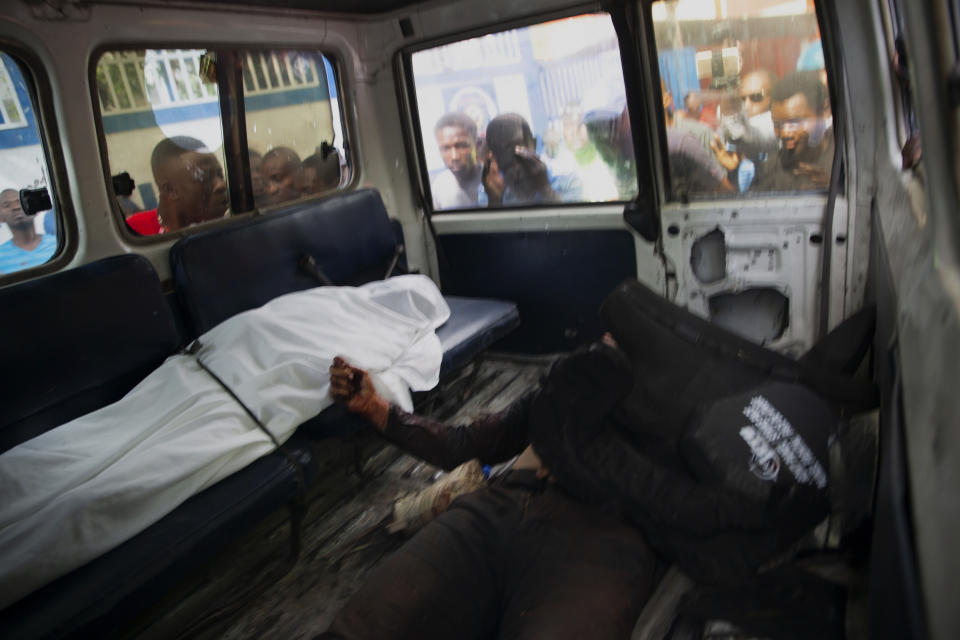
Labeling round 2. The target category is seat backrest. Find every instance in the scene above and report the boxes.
[169,188,402,337]
[0,254,180,453]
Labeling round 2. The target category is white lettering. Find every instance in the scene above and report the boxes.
[742,394,828,489]
[739,425,781,482]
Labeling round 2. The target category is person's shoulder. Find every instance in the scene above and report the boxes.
[677,117,710,131]
[0,241,19,275]
[676,117,712,139]
[817,133,836,168]
[754,152,802,191]
[430,171,461,207]
[431,170,457,189]
[667,127,710,161]
[126,209,160,235]
[547,166,584,202]
[35,234,57,260]
[665,126,693,148]
[432,170,483,209]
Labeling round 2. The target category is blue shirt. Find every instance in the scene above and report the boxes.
[0,234,56,274]
[481,169,584,207]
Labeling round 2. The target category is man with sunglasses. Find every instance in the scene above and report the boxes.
[713,70,779,191]
[715,71,777,162]
[755,71,834,191]
[741,72,772,117]
[739,70,778,150]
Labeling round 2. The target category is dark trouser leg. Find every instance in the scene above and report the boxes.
[321,489,512,640]
[497,484,657,640]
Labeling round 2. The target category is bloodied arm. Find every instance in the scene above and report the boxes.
[329,357,532,471]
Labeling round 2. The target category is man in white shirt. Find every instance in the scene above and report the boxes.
[430,112,484,210]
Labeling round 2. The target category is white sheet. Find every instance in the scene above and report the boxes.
[0,274,450,609]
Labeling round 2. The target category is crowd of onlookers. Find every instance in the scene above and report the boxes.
[664,64,834,195]
[0,50,837,269]
[430,111,589,209]
[120,138,344,236]
[429,51,836,210]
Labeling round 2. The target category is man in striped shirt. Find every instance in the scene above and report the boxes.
[0,188,55,275]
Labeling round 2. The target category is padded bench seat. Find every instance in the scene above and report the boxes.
[2,444,315,639]
[170,188,519,392]
[439,296,519,377]
[0,255,316,638]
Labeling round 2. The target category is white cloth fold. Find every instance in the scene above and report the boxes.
[0,274,449,609]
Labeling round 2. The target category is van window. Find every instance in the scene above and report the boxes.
[0,51,59,276]
[651,0,834,197]
[243,51,346,207]
[94,48,347,237]
[410,13,637,211]
[96,49,228,236]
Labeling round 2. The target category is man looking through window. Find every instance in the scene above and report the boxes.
[0,188,55,273]
[431,112,484,210]
[730,69,778,158]
[261,146,303,205]
[126,136,229,235]
[711,70,779,192]
[249,150,267,207]
[300,150,342,197]
[560,102,619,202]
[481,113,583,206]
[755,71,834,191]
[659,84,734,195]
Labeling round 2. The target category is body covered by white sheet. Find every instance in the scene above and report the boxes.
[0,274,449,609]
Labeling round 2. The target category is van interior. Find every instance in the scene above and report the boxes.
[0,0,957,638]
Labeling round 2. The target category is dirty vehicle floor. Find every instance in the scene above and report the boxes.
[136,355,550,640]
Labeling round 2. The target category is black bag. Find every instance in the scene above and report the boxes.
[600,279,877,441]
[528,279,877,584]
[682,382,834,512]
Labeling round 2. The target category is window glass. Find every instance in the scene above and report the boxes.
[95,49,347,236]
[885,0,920,169]
[243,50,347,208]
[411,13,637,211]
[97,49,229,235]
[652,0,834,197]
[0,52,59,276]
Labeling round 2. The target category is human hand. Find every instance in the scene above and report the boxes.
[512,146,553,198]
[794,163,831,189]
[711,135,741,172]
[481,152,505,206]
[329,356,389,429]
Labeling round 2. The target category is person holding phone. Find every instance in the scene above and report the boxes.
[480,113,583,207]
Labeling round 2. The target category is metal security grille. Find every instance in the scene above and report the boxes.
[242,51,323,94]
[96,49,324,115]
[0,55,27,131]
[412,31,523,75]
